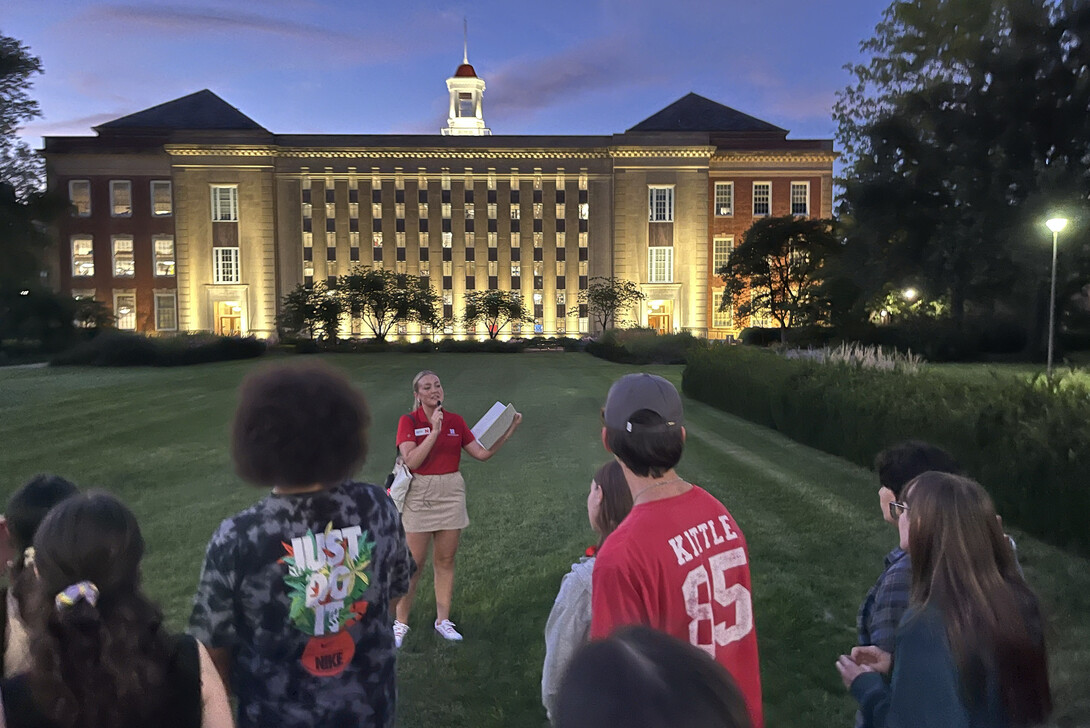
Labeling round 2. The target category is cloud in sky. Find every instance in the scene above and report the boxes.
[485,35,668,123]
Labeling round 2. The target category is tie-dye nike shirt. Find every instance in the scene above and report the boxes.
[189,481,412,728]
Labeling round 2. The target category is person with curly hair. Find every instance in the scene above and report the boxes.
[189,361,413,728]
[0,491,233,728]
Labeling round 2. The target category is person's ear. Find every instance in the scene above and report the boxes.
[680,426,687,444]
[601,427,612,452]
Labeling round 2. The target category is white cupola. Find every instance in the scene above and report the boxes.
[442,29,490,136]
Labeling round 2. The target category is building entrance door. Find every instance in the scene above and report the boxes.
[647,314,671,334]
[216,301,242,336]
[647,300,673,334]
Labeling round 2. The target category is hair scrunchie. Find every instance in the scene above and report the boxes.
[23,546,35,567]
[55,581,100,611]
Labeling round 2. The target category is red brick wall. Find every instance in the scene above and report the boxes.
[56,175,176,333]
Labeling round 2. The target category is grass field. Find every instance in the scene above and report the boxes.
[1,353,1088,727]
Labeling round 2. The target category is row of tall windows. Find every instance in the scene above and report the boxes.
[69,235,176,278]
[68,180,173,217]
[711,181,811,218]
[69,289,177,332]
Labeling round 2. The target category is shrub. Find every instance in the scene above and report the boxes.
[51,332,266,367]
[587,329,702,364]
[436,338,526,353]
[683,346,1090,555]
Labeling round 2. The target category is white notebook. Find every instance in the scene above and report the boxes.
[471,401,517,450]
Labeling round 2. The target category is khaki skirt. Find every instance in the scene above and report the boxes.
[401,471,469,532]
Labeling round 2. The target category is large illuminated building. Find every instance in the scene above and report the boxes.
[43,56,834,339]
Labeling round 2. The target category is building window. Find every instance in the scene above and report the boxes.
[112,237,134,277]
[791,181,810,216]
[69,180,91,217]
[213,247,240,284]
[113,291,136,330]
[578,203,589,220]
[648,246,673,283]
[648,186,674,222]
[714,182,733,216]
[151,180,172,216]
[713,236,734,275]
[556,203,566,219]
[110,180,132,217]
[510,205,520,220]
[154,236,175,277]
[752,182,771,217]
[211,185,239,222]
[71,236,94,277]
[712,290,733,329]
[155,291,178,331]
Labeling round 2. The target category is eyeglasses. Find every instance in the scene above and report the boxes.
[888,501,909,520]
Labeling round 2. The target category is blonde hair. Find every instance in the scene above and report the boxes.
[411,370,439,409]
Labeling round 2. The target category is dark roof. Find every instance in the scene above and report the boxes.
[95,90,267,132]
[455,63,477,78]
[628,93,786,134]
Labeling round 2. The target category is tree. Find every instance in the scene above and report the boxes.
[719,216,841,337]
[574,276,645,332]
[277,282,344,341]
[339,266,440,341]
[833,0,1090,344]
[0,35,60,293]
[462,289,527,339]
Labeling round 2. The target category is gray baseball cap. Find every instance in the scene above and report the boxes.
[603,373,685,433]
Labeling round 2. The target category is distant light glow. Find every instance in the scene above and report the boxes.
[1046,218,1068,233]
[903,288,917,301]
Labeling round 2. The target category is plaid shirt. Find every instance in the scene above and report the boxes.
[857,547,911,654]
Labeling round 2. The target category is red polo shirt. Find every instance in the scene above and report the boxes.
[396,408,475,475]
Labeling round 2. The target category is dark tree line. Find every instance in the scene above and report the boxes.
[834,0,1090,351]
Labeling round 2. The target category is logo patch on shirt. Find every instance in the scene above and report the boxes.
[414,427,430,436]
[280,522,374,677]
[448,428,456,436]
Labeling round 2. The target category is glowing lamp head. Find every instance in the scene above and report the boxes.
[903,288,918,302]
[1046,218,1068,234]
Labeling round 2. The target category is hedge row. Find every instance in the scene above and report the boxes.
[291,336,585,355]
[51,332,267,367]
[682,345,1090,555]
[586,329,702,364]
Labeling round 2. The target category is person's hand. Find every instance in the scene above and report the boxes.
[850,645,892,674]
[511,412,522,430]
[836,654,876,689]
[429,407,444,431]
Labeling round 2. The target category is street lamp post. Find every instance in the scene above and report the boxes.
[1045,217,1069,378]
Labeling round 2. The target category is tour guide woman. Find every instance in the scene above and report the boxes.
[393,370,521,645]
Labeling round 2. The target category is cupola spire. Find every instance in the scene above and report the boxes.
[442,21,490,136]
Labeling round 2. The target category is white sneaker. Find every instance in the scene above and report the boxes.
[434,619,463,641]
[393,620,409,648]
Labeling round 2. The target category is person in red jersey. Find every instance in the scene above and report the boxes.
[392,370,521,647]
[590,373,763,728]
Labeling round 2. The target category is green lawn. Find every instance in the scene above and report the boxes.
[1,354,1087,727]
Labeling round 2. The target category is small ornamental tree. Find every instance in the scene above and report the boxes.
[339,266,440,341]
[719,216,840,339]
[462,289,527,339]
[573,276,645,332]
[277,282,342,341]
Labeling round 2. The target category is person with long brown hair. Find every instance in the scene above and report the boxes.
[0,491,233,728]
[392,370,520,647]
[541,460,634,721]
[837,471,1051,727]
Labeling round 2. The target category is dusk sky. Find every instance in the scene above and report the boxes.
[4,0,889,147]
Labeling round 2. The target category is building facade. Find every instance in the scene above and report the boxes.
[44,62,834,339]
